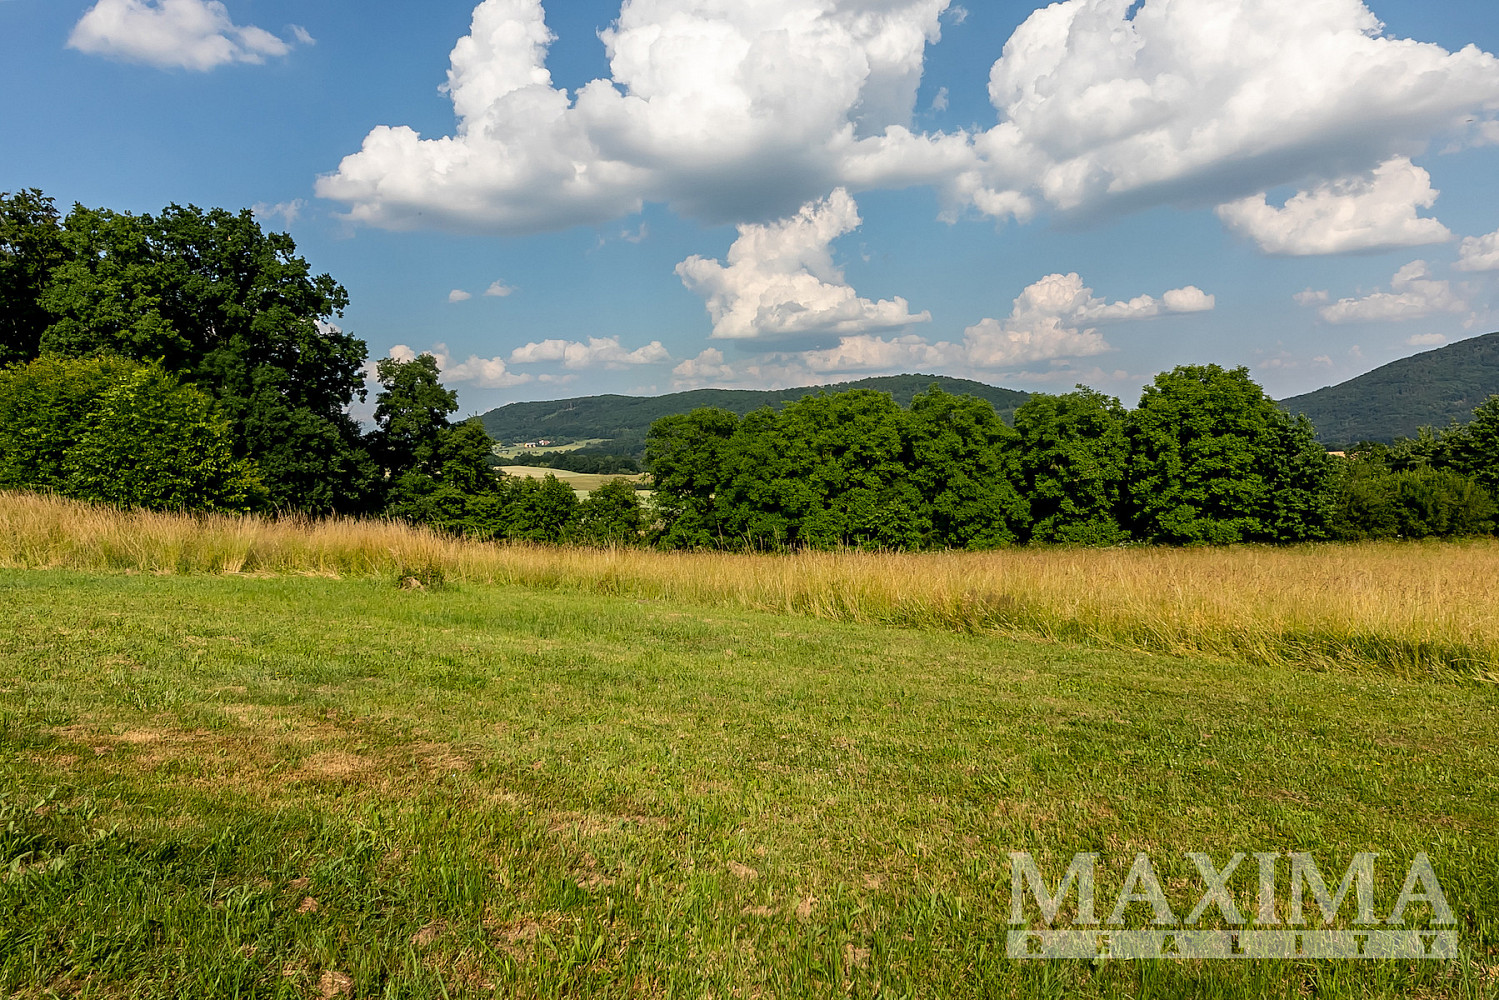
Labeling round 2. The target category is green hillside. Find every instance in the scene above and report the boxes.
[478,374,1031,451]
[1279,331,1499,445]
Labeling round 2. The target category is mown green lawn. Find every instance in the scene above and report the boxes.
[0,570,1495,998]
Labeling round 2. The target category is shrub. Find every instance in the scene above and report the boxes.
[0,355,265,512]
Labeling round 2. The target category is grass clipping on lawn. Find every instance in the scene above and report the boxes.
[3,490,1495,680]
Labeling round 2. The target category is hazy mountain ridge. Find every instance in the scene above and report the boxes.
[477,374,1032,450]
[1279,332,1499,445]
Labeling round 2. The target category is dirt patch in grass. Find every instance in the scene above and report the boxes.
[317,970,353,997]
[300,751,371,780]
[410,921,448,948]
[486,913,569,960]
[546,811,670,837]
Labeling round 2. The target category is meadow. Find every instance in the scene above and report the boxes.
[0,492,1496,998]
[3,492,1497,680]
[493,467,650,495]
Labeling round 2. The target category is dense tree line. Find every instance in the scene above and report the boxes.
[502,449,644,476]
[1326,398,1499,541]
[0,187,646,537]
[478,375,1031,457]
[645,369,1497,549]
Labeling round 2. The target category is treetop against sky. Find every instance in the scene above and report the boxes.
[2,0,1498,414]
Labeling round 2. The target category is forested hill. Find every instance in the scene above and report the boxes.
[478,374,1031,448]
[1279,331,1499,446]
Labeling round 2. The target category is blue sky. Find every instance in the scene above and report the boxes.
[3,0,1499,418]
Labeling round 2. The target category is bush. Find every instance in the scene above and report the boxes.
[0,355,265,512]
[572,478,646,545]
[1330,458,1495,540]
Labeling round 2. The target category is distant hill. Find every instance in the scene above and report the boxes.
[1279,331,1499,446]
[478,374,1031,453]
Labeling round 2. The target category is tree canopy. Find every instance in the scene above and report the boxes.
[1127,365,1334,543]
[1014,387,1129,545]
[1,189,373,512]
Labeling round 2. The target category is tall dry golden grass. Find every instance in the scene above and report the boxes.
[3,490,1495,679]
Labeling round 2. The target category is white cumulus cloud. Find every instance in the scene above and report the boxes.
[388,343,532,388]
[317,0,1499,258]
[1313,260,1469,324]
[508,336,669,369]
[683,270,1216,386]
[251,200,305,227]
[483,280,515,297]
[966,0,1499,223]
[448,289,472,303]
[1456,228,1499,272]
[1407,333,1447,347]
[799,333,952,373]
[1216,158,1452,255]
[676,188,929,341]
[671,348,736,385]
[957,272,1213,369]
[68,0,310,71]
[317,0,949,233]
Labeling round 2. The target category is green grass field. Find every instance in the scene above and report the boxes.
[1,569,1495,998]
[495,466,647,495]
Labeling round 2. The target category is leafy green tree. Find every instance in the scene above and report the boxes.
[573,478,646,545]
[505,474,580,542]
[0,190,67,367]
[1443,395,1499,496]
[11,197,372,512]
[372,354,458,477]
[1328,457,1402,541]
[644,408,739,547]
[1013,387,1128,544]
[436,418,503,493]
[905,386,1027,548]
[1266,412,1337,542]
[1390,467,1496,538]
[382,477,510,541]
[372,354,506,532]
[716,391,924,550]
[64,364,266,512]
[1127,365,1333,543]
[1383,426,1446,472]
[0,354,263,512]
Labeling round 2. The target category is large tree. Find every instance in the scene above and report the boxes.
[1444,395,1499,496]
[1127,365,1334,543]
[371,354,502,523]
[644,408,739,548]
[1013,387,1128,544]
[715,390,925,550]
[0,190,66,367]
[1,192,375,512]
[905,386,1028,548]
[572,478,647,546]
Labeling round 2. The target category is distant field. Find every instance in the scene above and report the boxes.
[495,466,648,495]
[490,438,609,460]
[1,570,1494,998]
